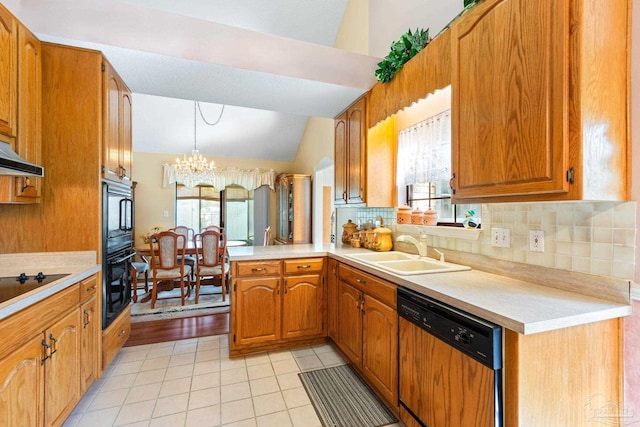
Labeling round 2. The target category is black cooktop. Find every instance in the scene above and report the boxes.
[0,273,70,304]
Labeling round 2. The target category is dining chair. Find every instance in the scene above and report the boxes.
[203,225,225,247]
[170,226,197,281]
[193,229,229,303]
[148,231,191,309]
[263,225,272,246]
[130,259,149,303]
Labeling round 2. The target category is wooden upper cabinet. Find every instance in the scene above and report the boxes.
[15,24,42,202]
[0,3,17,138]
[103,60,132,182]
[334,95,366,205]
[450,0,630,202]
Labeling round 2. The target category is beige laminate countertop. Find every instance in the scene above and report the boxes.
[228,244,632,335]
[0,251,101,321]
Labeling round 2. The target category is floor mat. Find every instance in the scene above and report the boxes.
[298,364,398,427]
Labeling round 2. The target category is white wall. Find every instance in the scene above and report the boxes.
[368,0,464,57]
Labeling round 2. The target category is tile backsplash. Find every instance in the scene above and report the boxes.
[349,202,637,281]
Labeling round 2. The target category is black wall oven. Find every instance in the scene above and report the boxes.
[102,181,134,329]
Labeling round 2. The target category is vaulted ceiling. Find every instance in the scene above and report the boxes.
[4,0,381,161]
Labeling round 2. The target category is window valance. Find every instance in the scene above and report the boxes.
[162,164,276,191]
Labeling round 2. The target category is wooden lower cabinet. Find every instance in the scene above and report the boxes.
[231,258,325,356]
[334,263,398,407]
[44,309,81,427]
[0,276,97,427]
[326,258,339,341]
[102,305,131,370]
[80,296,98,393]
[234,277,281,346]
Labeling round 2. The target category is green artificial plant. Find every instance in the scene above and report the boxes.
[375,28,431,83]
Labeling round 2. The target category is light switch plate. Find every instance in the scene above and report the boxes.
[529,230,544,252]
[491,228,511,248]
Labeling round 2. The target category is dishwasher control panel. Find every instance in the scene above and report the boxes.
[398,287,502,370]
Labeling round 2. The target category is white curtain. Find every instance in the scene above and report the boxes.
[162,164,276,191]
[397,110,451,186]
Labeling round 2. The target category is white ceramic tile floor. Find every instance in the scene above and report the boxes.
[63,335,402,427]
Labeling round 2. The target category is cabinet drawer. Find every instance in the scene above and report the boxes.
[339,264,396,308]
[283,258,324,275]
[235,261,281,277]
[102,305,131,369]
[79,275,98,302]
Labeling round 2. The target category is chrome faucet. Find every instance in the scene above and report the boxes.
[396,233,428,257]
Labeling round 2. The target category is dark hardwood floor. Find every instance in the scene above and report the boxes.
[125,311,230,347]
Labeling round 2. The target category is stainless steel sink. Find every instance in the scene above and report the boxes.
[344,252,471,275]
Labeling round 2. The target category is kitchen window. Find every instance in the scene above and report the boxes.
[398,109,480,226]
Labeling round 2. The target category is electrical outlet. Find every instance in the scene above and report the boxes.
[529,230,544,252]
[491,228,511,248]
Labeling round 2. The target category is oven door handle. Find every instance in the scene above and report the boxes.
[109,252,137,265]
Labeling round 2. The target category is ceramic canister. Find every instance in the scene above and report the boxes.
[411,208,423,225]
[397,205,412,224]
[341,219,357,244]
[422,208,438,226]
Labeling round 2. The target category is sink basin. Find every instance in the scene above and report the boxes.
[345,251,417,262]
[345,251,471,275]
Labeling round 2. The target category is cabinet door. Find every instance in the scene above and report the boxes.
[0,334,43,427]
[80,297,98,393]
[0,4,17,137]
[103,62,121,181]
[282,274,323,339]
[334,112,347,205]
[399,318,495,427]
[44,309,80,427]
[346,97,365,204]
[234,277,281,346]
[119,88,132,182]
[326,259,339,341]
[337,281,362,366]
[14,24,42,201]
[451,0,569,200]
[362,294,398,405]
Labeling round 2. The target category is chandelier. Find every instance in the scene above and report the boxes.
[174,100,224,182]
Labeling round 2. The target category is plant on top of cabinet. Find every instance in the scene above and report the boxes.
[375,28,431,83]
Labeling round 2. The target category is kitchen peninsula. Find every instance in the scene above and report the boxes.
[228,243,631,426]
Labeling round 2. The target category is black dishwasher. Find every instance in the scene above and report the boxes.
[398,286,503,427]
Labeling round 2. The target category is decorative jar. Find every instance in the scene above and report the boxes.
[411,208,423,225]
[396,205,412,224]
[422,208,438,226]
[341,219,357,244]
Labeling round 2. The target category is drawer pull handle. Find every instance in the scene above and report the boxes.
[118,329,126,337]
[251,267,267,272]
[86,285,96,291]
[356,278,366,284]
[297,265,311,269]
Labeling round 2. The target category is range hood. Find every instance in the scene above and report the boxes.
[0,141,44,177]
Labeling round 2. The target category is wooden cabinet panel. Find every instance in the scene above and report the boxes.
[44,309,81,427]
[399,317,495,427]
[102,305,131,370]
[327,258,339,341]
[451,0,630,202]
[334,96,365,205]
[0,3,17,138]
[0,334,43,427]
[235,261,281,278]
[338,263,395,308]
[282,275,323,339]
[337,281,363,366]
[362,295,398,405]
[234,277,281,346]
[452,0,568,200]
[13,24,41,202]
[283,257,323,275]
[102,60,132,183]
[80,296,98,393]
